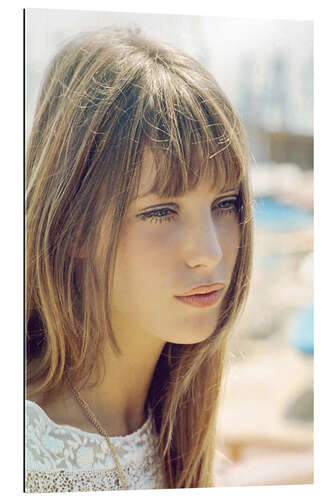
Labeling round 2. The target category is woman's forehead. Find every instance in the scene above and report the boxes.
[136,149,239,199]
[136,150,157,197]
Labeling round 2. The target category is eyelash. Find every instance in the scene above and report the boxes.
[214,198,239,216]
[138,207,177,224]
[137,198,239,224]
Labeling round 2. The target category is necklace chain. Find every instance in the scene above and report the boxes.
[65,373,129,490]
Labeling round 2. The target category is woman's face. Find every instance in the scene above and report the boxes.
[109,151,241,347]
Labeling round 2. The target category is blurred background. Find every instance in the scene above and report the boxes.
[25,9,313,487]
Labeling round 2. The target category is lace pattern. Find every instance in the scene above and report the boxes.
[25,400,164,492]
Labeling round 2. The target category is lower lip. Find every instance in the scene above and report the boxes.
[175,289,223,308]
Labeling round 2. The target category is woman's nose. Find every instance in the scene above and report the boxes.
[183,216,223,269]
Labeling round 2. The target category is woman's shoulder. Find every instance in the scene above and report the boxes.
[25,400,164,492]
[25,399,51,437]
[25,399,159,471]
[25,399,70,472]
[25,399,106,469]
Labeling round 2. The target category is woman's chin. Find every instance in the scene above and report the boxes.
[164,324,217,345]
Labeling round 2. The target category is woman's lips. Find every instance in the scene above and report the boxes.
[174,284,225,308]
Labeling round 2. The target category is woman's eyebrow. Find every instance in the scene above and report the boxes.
[137,201,179,211]
[136,184,240,200]
[216,189,239,196]
[215,182,241,195]
[136,190,157,200]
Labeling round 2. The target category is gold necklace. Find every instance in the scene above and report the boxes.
[65,374,129,490]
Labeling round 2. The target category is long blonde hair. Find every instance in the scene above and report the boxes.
[26,27,253,488]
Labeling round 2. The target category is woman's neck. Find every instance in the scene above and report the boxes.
[30,334,165,436]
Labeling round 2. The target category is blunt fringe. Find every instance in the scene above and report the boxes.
[26,27,253,488]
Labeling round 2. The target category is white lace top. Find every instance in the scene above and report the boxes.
[25,400,164,493]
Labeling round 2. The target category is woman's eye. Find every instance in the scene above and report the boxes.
[213,197,239,215]
[137,207,177,224]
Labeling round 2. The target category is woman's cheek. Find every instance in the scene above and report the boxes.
[216,219,241,262]
[128,222,181,256]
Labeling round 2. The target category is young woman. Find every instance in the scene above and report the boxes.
[25,27,253,492]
